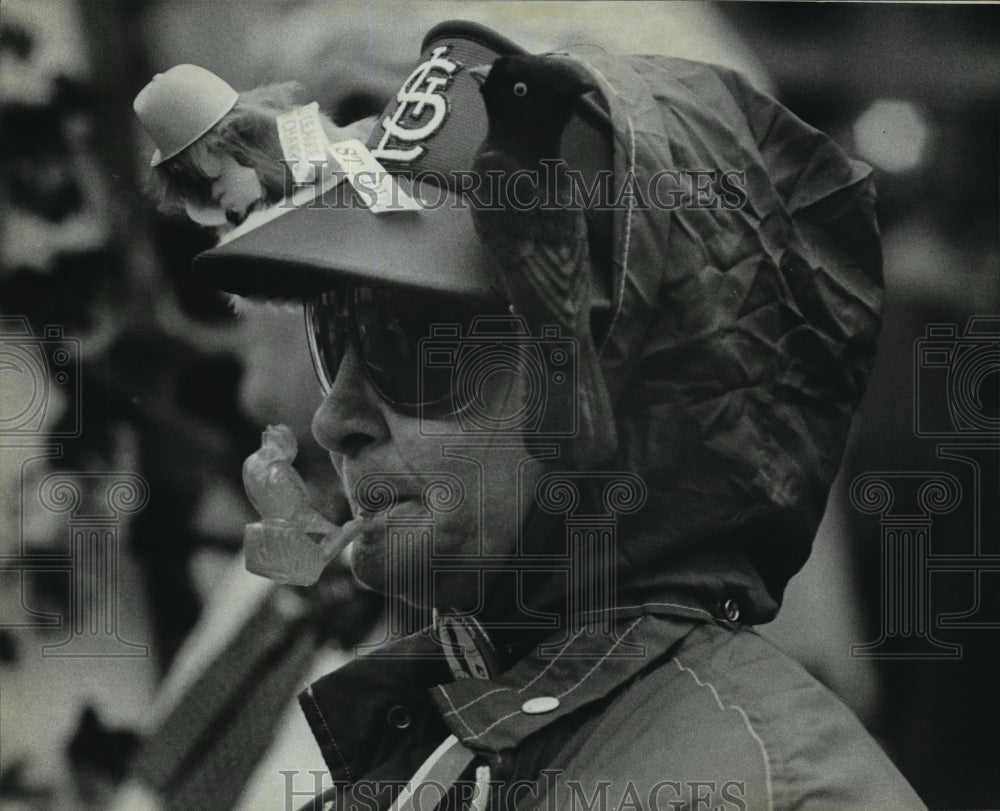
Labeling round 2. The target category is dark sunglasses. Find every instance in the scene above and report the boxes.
[305,285,514,418]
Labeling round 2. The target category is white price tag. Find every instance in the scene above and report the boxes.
[327,139,422,214]
[276,102,330,184]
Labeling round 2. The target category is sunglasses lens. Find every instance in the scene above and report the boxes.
[305,289,348,396]
[306,286,507,414]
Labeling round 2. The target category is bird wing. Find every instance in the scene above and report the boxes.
[471,152,589,331]
[471,159,616,466]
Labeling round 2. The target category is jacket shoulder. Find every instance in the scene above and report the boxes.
[542,624,925,810]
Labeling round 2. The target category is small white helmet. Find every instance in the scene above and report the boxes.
[133,64,238,166]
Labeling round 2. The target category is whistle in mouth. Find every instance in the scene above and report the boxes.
[243,516,368,585]
[242,424,363,585]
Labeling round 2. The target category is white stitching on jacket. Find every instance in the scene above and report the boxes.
[304,685,352,783]
[553,616,644,702]
[583,601,714,619]
[440,601,711,725]
[436,685,478,739]
[440,627,587,717]
[672,657,774,811]
[454,616,645,742]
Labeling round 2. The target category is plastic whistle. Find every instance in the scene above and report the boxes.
[241,424,368,585]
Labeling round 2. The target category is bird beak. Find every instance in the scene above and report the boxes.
[467,64,491,86]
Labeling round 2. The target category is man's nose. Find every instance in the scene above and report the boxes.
[311,345,386,457]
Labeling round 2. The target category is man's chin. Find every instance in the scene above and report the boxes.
[347,531,486,613]
[346,531,388,594]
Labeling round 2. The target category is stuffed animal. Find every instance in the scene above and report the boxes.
[133,64,374,231]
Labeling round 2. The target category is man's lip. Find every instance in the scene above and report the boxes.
[355,495,422,518]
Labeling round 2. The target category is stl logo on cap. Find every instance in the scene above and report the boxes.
[373,46,460,164]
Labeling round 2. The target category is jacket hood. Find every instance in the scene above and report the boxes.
[559,51,882,622]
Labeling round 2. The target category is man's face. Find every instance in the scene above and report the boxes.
[184,151,264,226]
[312,337,548,610]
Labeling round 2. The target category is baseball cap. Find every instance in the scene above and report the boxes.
[134,64,239,167]
[192,20,613,299]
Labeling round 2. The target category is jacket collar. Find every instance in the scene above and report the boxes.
[299,602,712,780]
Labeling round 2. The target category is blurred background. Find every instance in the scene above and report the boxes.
[0,2,997,809]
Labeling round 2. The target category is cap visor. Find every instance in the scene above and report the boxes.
[193,177,496,299]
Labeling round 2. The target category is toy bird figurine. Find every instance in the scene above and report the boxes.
[470,54,617,467]
[242,424,367,585]
[242,425,337,533]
